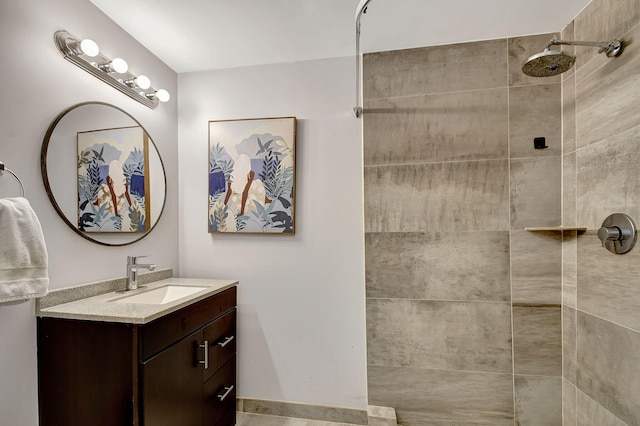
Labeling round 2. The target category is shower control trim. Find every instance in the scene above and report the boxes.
[597,213,637,255]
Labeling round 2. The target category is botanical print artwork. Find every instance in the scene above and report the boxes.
[208,117,296,234]
[77,126,150,233]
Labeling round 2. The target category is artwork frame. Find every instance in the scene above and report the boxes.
[208,116,297,234]
[77,125,150,233]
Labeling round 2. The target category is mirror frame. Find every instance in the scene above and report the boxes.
[41,101,167,246]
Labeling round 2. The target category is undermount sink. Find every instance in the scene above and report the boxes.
[113,285,208,305]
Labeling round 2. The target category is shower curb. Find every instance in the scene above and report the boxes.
[367,404,398,425]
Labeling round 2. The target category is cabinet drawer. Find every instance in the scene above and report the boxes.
[216,410,237,426]
[203,357,236,426]
[203,309,236,382]
[140,287,236,360]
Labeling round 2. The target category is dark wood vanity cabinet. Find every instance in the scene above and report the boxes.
[37,287,237,426]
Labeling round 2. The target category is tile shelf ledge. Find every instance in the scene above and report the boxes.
[524,226,588,232]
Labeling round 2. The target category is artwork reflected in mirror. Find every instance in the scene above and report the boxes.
[42,102,166,246]
[208,116,296,234]
[77,126,150,233]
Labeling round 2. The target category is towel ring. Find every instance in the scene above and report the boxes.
[0,161,25,197]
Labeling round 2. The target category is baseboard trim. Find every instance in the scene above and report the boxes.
[237,397,369,424]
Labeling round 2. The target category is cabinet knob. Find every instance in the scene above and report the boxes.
[198,340,209,370]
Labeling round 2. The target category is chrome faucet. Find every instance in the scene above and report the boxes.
[125,255,156,291]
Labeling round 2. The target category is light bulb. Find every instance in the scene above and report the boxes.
[144,88,171,103]
[156,89,170,103]
[110,58,128,73]
[125,75,151,89]
[99,58,128,73]
[135,75,151,89]
[79,39,99,57]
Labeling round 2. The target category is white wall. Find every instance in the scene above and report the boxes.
[0,0,178,424]
[178,58,367,409]
[0,0,367,418]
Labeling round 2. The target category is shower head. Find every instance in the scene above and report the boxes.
[522,49,576,77]
[522,35,624,77]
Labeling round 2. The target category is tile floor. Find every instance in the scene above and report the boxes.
[236,412,360,426]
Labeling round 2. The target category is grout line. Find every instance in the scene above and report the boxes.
[366,297,560,308]
[560,54,567,426]
[364,154,559,169]
[508,73,518,426]
[363,158,508,168]
[364,230,511,235]
[574,308,640,335]
[366,297,511,304]
[365,80,560,103]
[571,63,579,426]
[575,387,629,426]
[367,363,561,381]
[505,38,518,426]
[366,363,514,376]
[365,85,510,102]
[513,372,563,379]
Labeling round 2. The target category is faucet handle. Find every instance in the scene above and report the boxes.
[128,255,151,264]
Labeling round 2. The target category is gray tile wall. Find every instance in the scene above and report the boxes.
[364,1,640,424]
[564,0,640,424]
[364,32,562,425]
[367,365,514,425]
[365,232,511,301]
[562,17,580,424]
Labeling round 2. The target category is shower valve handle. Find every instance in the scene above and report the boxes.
[597,226,622,247]
[597,213,637,254]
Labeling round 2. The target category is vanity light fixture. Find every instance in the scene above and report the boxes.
[54,29,170,109]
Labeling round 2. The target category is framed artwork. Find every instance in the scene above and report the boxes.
[208,116,296,234]
[77,126,150,233]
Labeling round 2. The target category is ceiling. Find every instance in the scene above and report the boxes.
[90,0,592,73]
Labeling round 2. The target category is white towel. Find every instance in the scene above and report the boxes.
[0,197,49,302]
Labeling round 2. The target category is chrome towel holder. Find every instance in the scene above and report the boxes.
[0,161,25,197]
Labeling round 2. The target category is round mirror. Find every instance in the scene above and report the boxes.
[41,102,166,246]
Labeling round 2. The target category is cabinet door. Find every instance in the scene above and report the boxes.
[141,331,203,426]
[203,309,236,382]
[37,318,135,426]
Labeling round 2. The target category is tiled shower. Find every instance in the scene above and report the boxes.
[363,0,640,424]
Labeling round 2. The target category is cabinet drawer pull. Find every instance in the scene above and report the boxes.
[217,385,234,402]
[198,340,209,369]
[217,336,235,348]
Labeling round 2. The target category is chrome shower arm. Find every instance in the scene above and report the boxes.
[544,36,623,57]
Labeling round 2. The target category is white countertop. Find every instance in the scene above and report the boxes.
[36,277,238,324]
